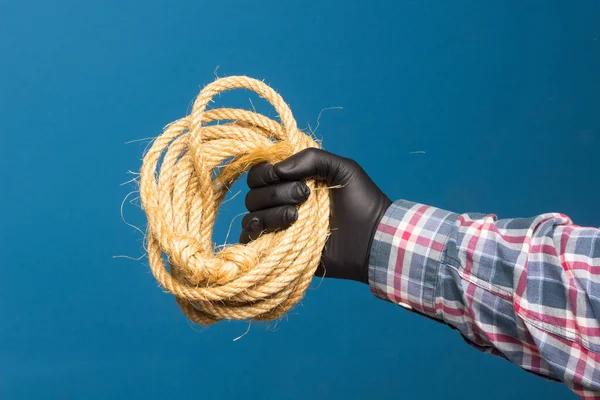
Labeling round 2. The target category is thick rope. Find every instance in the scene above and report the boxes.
[139,76,330,326]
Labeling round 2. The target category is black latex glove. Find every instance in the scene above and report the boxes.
[240,148,392,283]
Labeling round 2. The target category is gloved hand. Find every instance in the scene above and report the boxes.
[240,148,392,284]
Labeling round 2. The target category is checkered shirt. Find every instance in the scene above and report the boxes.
[369,200,600,399]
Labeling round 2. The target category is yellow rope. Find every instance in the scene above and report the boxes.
[139,76,330,325]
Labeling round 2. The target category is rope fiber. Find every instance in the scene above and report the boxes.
[139,76,330,326]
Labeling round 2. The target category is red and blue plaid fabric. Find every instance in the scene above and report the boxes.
[368,200,600,399]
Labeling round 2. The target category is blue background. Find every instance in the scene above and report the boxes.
[1,1,598,399]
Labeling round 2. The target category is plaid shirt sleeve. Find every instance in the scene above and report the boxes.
[368,200,600,399]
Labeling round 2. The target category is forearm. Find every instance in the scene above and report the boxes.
[369,200,600,398]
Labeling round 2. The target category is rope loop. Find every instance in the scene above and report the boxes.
[139,76,330,325]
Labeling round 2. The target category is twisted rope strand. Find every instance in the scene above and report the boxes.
[139,76,330,325]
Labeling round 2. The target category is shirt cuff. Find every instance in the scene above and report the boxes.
[368,200,458,317]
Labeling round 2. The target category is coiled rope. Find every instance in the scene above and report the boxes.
[139,76,330,326]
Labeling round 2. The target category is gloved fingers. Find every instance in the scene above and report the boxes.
[247,162,280,189]
[245,181,310,212]
[239,205,298,243]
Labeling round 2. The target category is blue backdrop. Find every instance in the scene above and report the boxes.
[1,1,598,399]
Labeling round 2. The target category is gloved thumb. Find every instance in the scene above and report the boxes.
[273,148,347,185]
